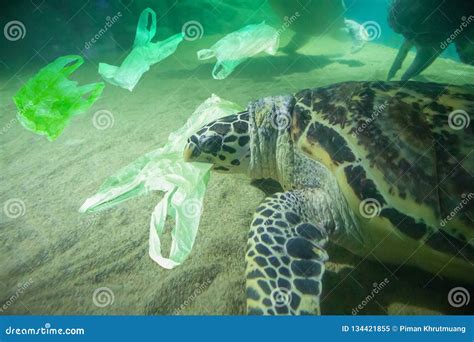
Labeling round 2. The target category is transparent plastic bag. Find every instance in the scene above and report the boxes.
[80,95,243,269]
[197,22,279,79]
[13,55,104,141]
[343,19,369,54]
[99,8,184,91]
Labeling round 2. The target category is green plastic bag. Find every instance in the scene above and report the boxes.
[80,95,243,269]
[13,55,104,141]
[197,22,279,80]
[99,8,184,91]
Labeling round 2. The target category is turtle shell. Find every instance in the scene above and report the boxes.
[290,81,474,264]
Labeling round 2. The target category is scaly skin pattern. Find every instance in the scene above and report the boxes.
[290,81,474,280]
[184,81,474,315]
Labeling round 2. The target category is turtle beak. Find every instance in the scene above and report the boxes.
[183,140,200,162]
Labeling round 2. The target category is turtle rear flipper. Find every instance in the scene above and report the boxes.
[246,189,332,315]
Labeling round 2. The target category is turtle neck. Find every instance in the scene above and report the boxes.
[248,95,295,182]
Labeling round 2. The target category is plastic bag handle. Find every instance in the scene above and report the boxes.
[39,55,84,94]
[133,8,157,47]
[49,55,84,77]
[197,49,216,60]
[71,82,105,115]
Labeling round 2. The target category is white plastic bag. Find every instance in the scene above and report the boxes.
[80,95,243,268]
[343,19,369,54]
[99,8,183,91]
[198,22,279,80]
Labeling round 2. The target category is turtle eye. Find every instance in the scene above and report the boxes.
[199,135,222,153]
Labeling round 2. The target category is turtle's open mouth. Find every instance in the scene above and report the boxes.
[183,140,201,162]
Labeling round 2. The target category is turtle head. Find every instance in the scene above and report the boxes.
[183,111,251,173]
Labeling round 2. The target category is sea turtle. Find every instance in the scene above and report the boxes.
[387,0,474,81]
[184,81,474,315]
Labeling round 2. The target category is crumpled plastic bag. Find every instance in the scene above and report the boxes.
[343,19,369,54]
[13,55,104,141]
[79,95,242,269]
[197,22,279,79]
[98,8,184,91]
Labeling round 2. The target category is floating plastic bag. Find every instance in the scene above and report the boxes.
[80,95,243,269]
[98,8,184,91]
[197,22,279,80]
[343,19,369,54]
[13,55,104,141]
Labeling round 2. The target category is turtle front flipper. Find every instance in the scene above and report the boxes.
[246,190,332,315]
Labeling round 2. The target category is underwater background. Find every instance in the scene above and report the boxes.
[1,0,473,315]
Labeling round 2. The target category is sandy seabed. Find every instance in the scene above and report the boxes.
[1,35,473,315]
